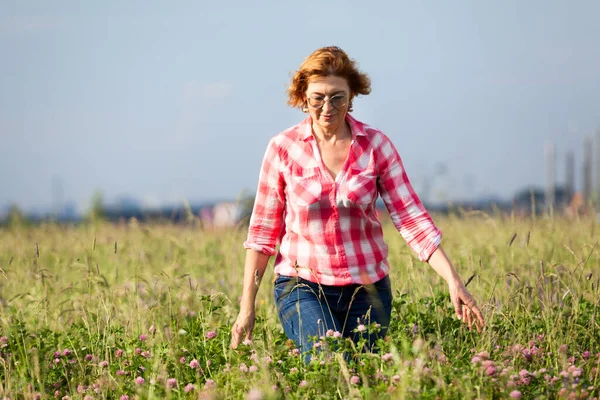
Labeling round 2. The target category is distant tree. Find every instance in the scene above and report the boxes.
[8,204,30,227]
[86,191,106,223]
[236,190,255,227]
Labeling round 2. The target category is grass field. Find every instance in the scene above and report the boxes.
[0,213,598,399]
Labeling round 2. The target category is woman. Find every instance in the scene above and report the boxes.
[230,46,484,354]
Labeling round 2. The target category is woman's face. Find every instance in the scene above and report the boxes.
[305,75,351,132]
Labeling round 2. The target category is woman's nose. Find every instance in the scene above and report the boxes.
[322,99,334,112]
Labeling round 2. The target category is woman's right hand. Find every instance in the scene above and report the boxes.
[230,308,256,349]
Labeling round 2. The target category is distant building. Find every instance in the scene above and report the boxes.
[212,202,242,228]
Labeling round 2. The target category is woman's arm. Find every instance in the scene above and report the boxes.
[427,245,485,332]
[231,138,286,348]
[230,249,271,348]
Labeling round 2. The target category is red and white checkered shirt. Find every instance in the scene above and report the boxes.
[244,114,442,286]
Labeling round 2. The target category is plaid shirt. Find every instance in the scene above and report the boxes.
[244,114,442,286]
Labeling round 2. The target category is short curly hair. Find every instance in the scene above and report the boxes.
[287,46,371,112]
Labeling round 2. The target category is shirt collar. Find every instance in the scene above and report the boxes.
[300,113,368,142]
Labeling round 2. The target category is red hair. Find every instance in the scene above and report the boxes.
[287,46,371,112]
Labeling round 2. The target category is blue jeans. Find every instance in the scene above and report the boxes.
[273,274,392,355]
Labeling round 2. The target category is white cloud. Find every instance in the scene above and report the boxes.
[182,80,234,105]
[175,80,234,140]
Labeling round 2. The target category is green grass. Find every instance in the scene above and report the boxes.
[0,213,599,399]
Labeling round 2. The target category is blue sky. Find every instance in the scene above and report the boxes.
[1,1,599,213]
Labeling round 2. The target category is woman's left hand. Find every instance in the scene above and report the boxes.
[448,280,485,333]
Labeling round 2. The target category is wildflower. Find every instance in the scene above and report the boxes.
[77,385,87,394]
[149,325,156,335]
[326,329,334,337]
[313,342,321,349]
[189,359,200,369]
[333,331,342,339]
[116,370,126,376]
[83,396,93,400]
[509,390,522,399]
[519,377,531,386]
[482,360,495,368]
[120,396,129,400]
[85,354,93,362]
[357,324,366,332]
[240,363,249,373]
[141,351,151,358]
[519,369,530,378]
[246,389,264,400]
[179,357,186,364]
[134,348,141,355]
[477,351,490,359]
[382,353,394,362]
[558,344,568,353]
[583,351,591,360]
[53,358,61,365]
[54,390,60,398]
[249,365,258,373]
[290,367,298,374]
[291,348,300,356]
[62,349,72,357]
[115,349,123,358]
[135,377,145,385]
[166,378,177,388]
[485,366,498,376]
[205,330,217,339]
[471,356,482,364]
[299,380,308,388]
[243,339,253,346]
[205,379,216,389]
[350,375,360,385]
[184,383,195,393]
[139,334,147,341]
[99,360,108,368]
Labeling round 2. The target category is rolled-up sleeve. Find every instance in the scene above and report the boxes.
[243,138,286,256]
[376,134,441,262]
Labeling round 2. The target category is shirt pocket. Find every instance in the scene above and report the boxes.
[345,169,378,205]
[289,168,322,207]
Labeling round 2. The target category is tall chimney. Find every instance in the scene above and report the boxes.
[595,129,600,203]
[545,142,556,214]
[566,151,575,201]
[584,136,593,204]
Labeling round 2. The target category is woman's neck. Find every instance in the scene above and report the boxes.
[312,121,351,144]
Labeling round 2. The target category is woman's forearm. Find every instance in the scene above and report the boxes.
[239,249,271,312]
[426,245,462,286]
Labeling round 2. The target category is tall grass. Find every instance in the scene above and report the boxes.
[0,213,598,399]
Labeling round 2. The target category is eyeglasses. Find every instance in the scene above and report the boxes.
[307,94,348,109]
